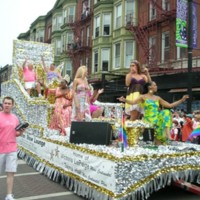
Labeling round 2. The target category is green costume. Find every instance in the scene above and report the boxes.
[143,99,172,143]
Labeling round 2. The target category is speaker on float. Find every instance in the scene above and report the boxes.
[142,128,154,142]
[70,121,112,145]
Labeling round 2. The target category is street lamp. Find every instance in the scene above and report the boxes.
[187,0,193,113]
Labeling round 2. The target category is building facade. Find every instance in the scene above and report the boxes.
[16,0,200,109]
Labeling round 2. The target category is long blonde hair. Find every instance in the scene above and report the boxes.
[75,65,87,79]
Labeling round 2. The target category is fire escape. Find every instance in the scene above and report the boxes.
[65,11,93,77]
[126,0,176,74]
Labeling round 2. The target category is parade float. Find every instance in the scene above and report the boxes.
[2,40,200,200]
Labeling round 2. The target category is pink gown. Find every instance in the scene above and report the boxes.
[49,87,72,135]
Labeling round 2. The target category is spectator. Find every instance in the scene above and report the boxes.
[0,96,25,200]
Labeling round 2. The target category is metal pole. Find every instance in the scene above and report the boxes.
[187,0,193,113]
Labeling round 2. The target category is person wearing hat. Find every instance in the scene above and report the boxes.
[48,75,72,135]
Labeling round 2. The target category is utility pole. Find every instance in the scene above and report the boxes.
[187,0,193,113]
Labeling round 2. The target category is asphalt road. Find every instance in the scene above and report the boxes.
[0,159,200,200]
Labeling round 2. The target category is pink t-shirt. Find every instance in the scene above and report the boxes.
[23,67,36,82]
[0,112,19,153]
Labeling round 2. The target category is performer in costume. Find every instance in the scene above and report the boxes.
[41,56,62,83]
[88,85,104,118]
[125,60,151,121]
[118,81,189,144]
[71,66,91,121]
[48,75,72,135]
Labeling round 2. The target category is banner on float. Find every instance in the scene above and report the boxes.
[192,2,198,49]
[17,134,116,192]
[176,0,188,48]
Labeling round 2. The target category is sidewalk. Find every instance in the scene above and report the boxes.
[0,159,84,200]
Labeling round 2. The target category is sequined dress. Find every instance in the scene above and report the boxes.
[71,83,91,121]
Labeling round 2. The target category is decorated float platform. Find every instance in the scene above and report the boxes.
[2,78,200,200]
[2,40,200,200]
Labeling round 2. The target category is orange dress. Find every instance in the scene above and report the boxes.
[49,87,72,135]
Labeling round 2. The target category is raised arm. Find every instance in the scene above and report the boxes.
[159,95,189,108]
[143,67,151,82]
[41,56,48,73]
[125,73,132,87]
[22,58,28,69]
[91,88,104,102]
[118,95,144,105]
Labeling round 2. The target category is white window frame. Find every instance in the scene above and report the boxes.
[94,15,100,38]
[115,4,122,29]
[161,32,170,62]
[124,41,134,68]
[101,49,110,71]
[177,47,187,59]
[162,0,170,11]
[93,50,99,72]
[102,13,111,36]
[125,0,135,25]
[113,43,121,69]
[149,1,157,21]
[67,6,75,23]
[56,39,61,56]
[66,32,73,50]
[86,26,90,46]
[149,36,157,63]
[66,61,72,76]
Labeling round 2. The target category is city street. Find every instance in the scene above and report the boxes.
[0,159,200,200]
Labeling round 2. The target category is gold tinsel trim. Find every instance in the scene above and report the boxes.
[44,137,200,162]
[18,146,200,199]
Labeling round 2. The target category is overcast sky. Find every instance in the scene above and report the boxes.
[0,0,57,67]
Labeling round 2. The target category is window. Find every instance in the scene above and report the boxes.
[66,61,72,76]
[177,47,187,59]
[103,14,111,36]
[81,29,84,46]
[86,26,90,46]
[47,27,51,40]
[52,15,62,31]
[61,34,66,52]
[161,32,170,62]
[94,50,98,72]
[114,43,121,68]
[101,49,110,71]
[149,1,156,20]
[149,36,157,63]
[66,32,73,50]
[36,29,44,42]
[115,4,122,29]
[125,41,134,68]
[67,6,75,23]
[162,0,170,11]
[56,39,61,55]
[94,16,100,38]
[125,0,134,25]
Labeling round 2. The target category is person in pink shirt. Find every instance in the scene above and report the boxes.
[0,96,25,200]
[23,58,42,97]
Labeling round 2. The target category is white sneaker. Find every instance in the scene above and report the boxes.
[38,94,43,97]
[5,194,15,200]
